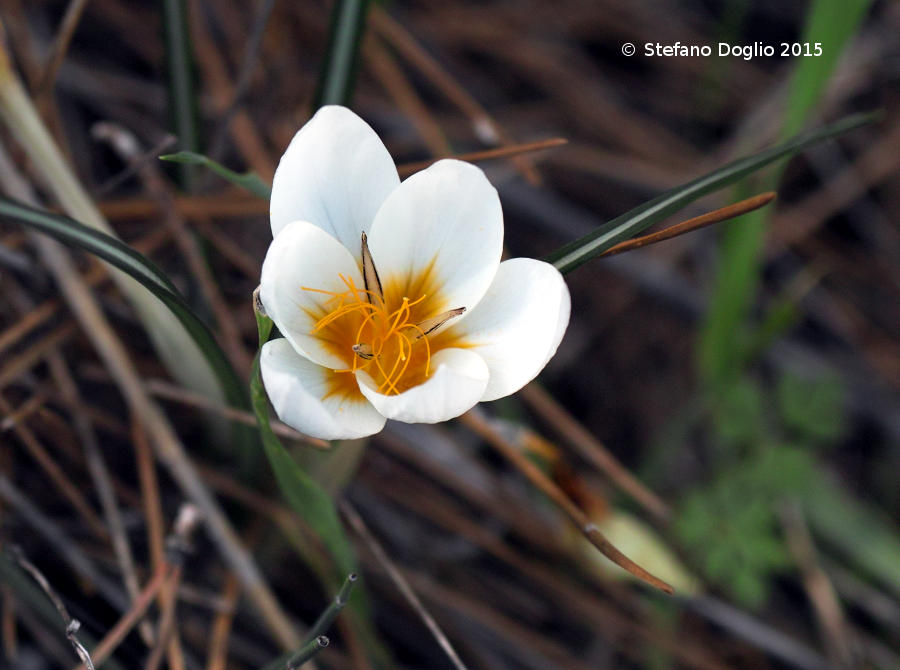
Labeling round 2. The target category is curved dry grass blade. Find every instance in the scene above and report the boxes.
[397,137,568,177]
[599,192,777,258]
[460,410,674,594]
[340,500,471,670]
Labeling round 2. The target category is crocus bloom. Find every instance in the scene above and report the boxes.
[259,106,570,440]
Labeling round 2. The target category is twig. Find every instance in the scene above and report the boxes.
[397,137,568,177]
[0,394,109,540]
[599,191,777,258]
[144,505,202,670]
[73,563,172,670]
[205,0,278,167]
[35,0,91,102]
[365,35,451,157]
[0,147,301,649]
[94,121,253,373]
[131,419,186,669]
[459,409,673,594]
[187,0,275,179]
[93,133,178,198]
[518,383,671,522]
[0,388,48,431]
[46,352,152,644]
[205,573,241,670]
[144,377,329,448]
[370,7,542,184]
[9,547,95,670]
[0,322,78,391]
[686,596,840,670]
[98,194,269,220]
[0,227,172,360]
[779,502,855,667]
[1,585,17,662]
[340,499,471,670]
[0,476,129,611]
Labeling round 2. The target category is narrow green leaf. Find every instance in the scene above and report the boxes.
[545,111,877,274]
[698,0,874,383]
[161,0,200,190]
[0,197,250,419]
[252,311,357,580]
[313,0,371,109]
[0,197,178,295]
[784,0,874,137]
[159,151,272,199]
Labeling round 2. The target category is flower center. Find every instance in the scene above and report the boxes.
[302,274,436,395]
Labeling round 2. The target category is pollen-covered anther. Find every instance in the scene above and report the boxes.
[352,343,374,359]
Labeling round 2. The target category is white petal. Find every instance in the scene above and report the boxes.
[259,220,364,370]
[367,159,503,313]
[453,258,570,402]
[261,338,386,440]
[356,348,488,424]
[270,106,400,255]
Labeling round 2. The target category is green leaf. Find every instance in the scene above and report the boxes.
[0,198,179,295]
[698,0,874,384]
[545,111,877,275]
[314,0,372,109]
[159,151,272,199]
[776,374,846,444]
[784,0,875,137]
[161,0,200,190]
[0,196,250,419]
[710,376,766,454]
[251,311,357,581]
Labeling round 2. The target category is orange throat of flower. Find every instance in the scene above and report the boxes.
[302,273,464,396]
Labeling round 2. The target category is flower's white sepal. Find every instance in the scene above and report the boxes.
[270,106,400,255]
[367,160,503,313]
[261,338,386,440]
[356,348,489,424]
[260,220,363,370]
[453,258,570,402]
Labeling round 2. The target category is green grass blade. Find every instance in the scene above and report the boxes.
[0,197,250,419]
[698,0,874,383]
[159,151,272,199]
[0,197,179,295]
[313,0,371,108]
[161,0,200,190]
[784,0,873,136]
[545,111,876,275]
[252,312,357,580]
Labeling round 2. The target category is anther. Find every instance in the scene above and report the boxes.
[411,307,466,339]
[352,343,374,360]
[360,232,384,305]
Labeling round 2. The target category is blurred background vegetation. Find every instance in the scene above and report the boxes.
[0,0,898,669]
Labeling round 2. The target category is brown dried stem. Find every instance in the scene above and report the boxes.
[600,191,777,258]
[459,409,674,594]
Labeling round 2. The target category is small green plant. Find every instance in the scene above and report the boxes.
[674,372,844,607]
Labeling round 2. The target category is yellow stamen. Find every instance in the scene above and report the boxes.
[302,274,435,395]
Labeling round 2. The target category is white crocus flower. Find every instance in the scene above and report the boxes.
[259,106,570,440]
